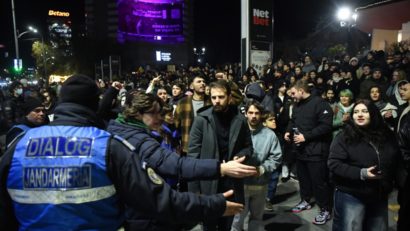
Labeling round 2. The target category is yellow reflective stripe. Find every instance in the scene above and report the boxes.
[8,185,116,204]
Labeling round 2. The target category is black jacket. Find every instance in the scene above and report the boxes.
[98,86,122,123]
[107,119,221,181]
[3,96,24,131]
[287,95,333,161]
[328,132,399,202]
[0,103,226,231]
[398,107,410,171]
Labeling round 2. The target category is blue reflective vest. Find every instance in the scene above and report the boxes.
[13,124,30,132]
[7,125,123,231]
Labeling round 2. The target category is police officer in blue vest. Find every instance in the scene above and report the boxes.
[0,74,244,231]
[5,97,47,148]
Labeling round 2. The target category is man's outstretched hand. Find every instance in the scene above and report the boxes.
[220,156,257,178]
[222,190,244,216]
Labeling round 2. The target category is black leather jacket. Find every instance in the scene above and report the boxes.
[398,108,410,171]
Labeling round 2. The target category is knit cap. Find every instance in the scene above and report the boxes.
[59,74,100,110]
[22,97,44,115]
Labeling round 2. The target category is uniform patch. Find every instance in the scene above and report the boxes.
[147,167,163,185]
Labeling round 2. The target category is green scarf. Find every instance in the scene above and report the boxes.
[116,113,148,129]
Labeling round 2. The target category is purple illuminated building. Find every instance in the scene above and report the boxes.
[118,0,184,43]
[85,0,193,66]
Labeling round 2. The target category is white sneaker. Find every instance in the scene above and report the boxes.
[281,165,289,178]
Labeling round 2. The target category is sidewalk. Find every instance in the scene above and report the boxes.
[263,178,332,231]
[191,177,399,230]
[266,178,398,231]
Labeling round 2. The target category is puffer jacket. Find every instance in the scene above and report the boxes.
[328,132,400,202]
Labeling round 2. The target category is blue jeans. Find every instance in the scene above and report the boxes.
[266,170,279,201]
[332,189,388,231]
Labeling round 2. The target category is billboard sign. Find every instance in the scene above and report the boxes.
[118,0,184,43]
[249,0,273,42]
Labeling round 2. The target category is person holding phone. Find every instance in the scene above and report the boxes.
[328,99,400,231]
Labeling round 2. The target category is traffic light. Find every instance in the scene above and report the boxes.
[13,59,23,74]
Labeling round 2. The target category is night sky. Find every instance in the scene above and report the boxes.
[0,0,381,66]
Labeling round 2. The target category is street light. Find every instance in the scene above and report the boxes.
[336,7,357,27]
[24,26,49,85]
[193,47,206,64]
[13,26,38,63]
[336,6,358,55]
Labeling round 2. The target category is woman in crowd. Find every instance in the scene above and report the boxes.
[328,99,399,231]
[151,104,181,189]
[332,89,354,138]
[308,70,318,83]
[368,85,398,130]
[323,88,337,108]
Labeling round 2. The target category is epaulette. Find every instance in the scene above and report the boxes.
[112,134,136,151]
[6,131,27,150]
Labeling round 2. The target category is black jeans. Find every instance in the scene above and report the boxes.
[398,175,410,231]
[296,159,332,210]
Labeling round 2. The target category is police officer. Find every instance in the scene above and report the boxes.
[0,75,243,230]
[5,97,47,147]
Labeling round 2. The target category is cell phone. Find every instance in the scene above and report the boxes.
[371,166,382,175]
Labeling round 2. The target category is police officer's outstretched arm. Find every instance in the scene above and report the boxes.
[222,190,244,216]
[107,138,243,225]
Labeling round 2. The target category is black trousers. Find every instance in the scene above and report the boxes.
[398,175,410,231]
[296,159,332,210]
[202,216,234,231]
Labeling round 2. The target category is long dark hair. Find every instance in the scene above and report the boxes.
[342,99,392,146]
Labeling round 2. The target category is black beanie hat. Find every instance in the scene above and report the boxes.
[23,97,43,115]
[59,74,100,110]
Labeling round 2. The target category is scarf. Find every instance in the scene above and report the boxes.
[116,113,148,129]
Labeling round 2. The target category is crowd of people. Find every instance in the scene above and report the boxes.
[0,46,410,231]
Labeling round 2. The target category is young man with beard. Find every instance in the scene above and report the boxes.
[231,100,282,231]
[285,80,333,225]
[188,80,254,231]
[174,75,211,155]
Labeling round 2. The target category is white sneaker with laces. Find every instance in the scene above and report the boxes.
[312,209,331,225]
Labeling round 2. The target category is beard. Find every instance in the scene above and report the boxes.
[249,120,259,126]
[213,104,227,112]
